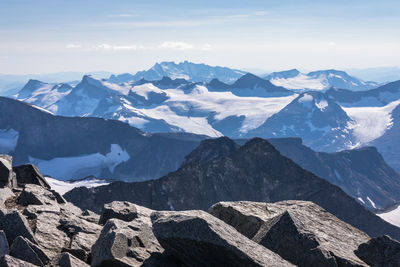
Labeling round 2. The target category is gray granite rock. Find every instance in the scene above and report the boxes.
[17,184,57,206]
[10,236,44,266]
[13,164,50,189]
[0,210,36,245]
[209,201,369,266]
[0,254,37,267]
[151,210,294,267]
[99,201,138,225]
[55,252,89,267]
[355,235,400,267]
[91,215,164,267]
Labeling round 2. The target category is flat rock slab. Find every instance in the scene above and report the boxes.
[99,201,138,225]
[0,187,14,209]
[355,235,400,266]
[209,200,369,266]
[151,210,294,267]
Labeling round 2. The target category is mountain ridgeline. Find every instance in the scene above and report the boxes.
[65,137,400,241]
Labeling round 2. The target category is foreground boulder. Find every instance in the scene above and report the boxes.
[98,201,138,225]
[355,235,400,266]
[0,155,16,188]
[54,252,89,267]
[209,201,369,266]
[0,210,36,245]
[13,164,51,189]
[0,254,37,267]
[0,230,9,257]
[91,215,168,266]
[151,210,294,267]
[10,236,47,266]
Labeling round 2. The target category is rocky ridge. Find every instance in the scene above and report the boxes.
[1,157,400,265]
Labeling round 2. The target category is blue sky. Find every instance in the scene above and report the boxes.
[0,0,399,74]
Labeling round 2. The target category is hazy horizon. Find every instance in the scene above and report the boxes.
[1,0,399,74]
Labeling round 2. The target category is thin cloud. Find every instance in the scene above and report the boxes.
[159,41,194,50]
[95,44,150,51]
[66,44,82,49]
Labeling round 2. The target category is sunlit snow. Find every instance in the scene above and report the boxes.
[45,177,109,195]
[343,100,400,143]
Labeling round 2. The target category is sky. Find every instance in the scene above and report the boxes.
[0,0,399,74]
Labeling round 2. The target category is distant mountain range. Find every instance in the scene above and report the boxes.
[12,67,400,173]
[265,69,378,92]
[108,61,246,84]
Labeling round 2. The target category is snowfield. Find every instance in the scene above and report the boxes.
[29,144,130,180]
[118,84,298,136]
[270,74,326,91]
[343,100,400,143]
[45,177,110,195]
[378,205,400,228]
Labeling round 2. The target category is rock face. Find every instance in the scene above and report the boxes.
[13,164,50,189]
[268,137,400,210]
[209,201,369,266]
[98,201,138,225]
[0,155,16,188]
[151,210,294,267]
[0,210,36,245]
[65,137,400,241]
[355,235,400,266]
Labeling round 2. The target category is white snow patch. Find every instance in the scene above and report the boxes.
[270,74,326,91]
[45,177,109,195]
[357,197,365,204]
[344,100,400,143]
[378,205,400,227]
[315,99,328,111]
[0,128,19,154]
[367,196,377,209]
[29,144,130,180]
[298,94,314,105]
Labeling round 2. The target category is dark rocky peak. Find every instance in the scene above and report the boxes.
[182,137,239,166]
[207,78,230,90]
[232,73,273,89]
[151,76,190,88]
[238,137,279,156]
[133,77,150,86]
